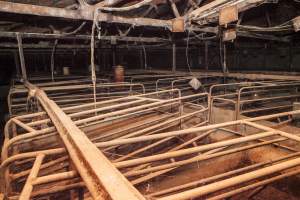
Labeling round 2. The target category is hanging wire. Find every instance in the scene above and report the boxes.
[51,39,58,82]
[142,42,148,70]
[185,29,192,74]
[91,9,98,112]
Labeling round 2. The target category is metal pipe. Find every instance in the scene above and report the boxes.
[19,154,44,200]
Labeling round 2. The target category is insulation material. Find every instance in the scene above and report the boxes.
[189,77,202,90]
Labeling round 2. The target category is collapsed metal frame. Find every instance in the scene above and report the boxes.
[129,74,186,93]
[209,81,300,121]
[8,78,146,116]
[2,80,300,199]
[155,75,222,94]
[1,84,210,199]
[9,73,226,116]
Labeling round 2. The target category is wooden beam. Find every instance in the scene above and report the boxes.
[0,1,172,29]
[172,42,176,72]
[237,31,290,43]
[169,0,180,18]
[0,31,170,43]
[188,0,267,25]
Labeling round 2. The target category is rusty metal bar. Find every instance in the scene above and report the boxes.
[19,154,44,200]
[24,81,145,200]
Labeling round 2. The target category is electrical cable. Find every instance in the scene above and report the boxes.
[91,9,98,111]
[142,42,148,70]
[97,0,152,12]
[185,29,192,74]
[51,39,58,82]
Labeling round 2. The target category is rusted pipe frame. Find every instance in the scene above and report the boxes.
[2,121,234,196]
[7,114,173,179]
[149,151,300,197]
[155,77,186,92]
[1,148,66,196]
[11,118,35,132]
[2,91,209,197]
[2,99,183,164]
[4,88,199,199]
[11,156,69,181]
[91,113,177,143]
[2,90,185,157]
[112,131,277,170]
[62,88,181,111]
[218,127,299,153]
[171,77,200,91]
[3,116,300,199]
[236,83,300,120]
[12,78,108,90]
[95,109,300,149]
[102,117,208,155]
[8,181,86,199]
[209,81,300,121]
[1,112,206,197]
[13,89,181,115]
[207,167,300,200]
[104,107,207,140]
[31,170,78,186]
[7,114,175,183]
[72,92,207,125]
[155,75,212,92]
[122,137,285,178]
[9,82,146,115]
[5,81,300,200]
[111,109,209,162]
[124,127,216,185]
[209,82,270,97]
[19,154,45,200]
[1,148,66,172]
[244,121,300,143]
[23,81,146,200]
[131,74,184,89]
[158,153,300,200]
[240,104,293,115]
[4,109,300,166]
[38,124,214,185]
[14,75,89,83]
[10,82,146,95]
[20,118,210,187]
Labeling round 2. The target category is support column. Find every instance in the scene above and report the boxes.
[13,51,20,78]
[172,43,176,72]
[16,33,27,81]
[204,42,209,70]
[140,50,144,69]
[289,43,293,72]
[112,44,116,66]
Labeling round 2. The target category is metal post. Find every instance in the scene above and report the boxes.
[140,50,144,69]
[205,42,208,70]
[172,43,176,72]
[112,44,116,66]
[16,33,27,81]
[13,51,20,78]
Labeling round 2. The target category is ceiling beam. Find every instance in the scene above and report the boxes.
[0,31,170,43]
[187,0,268,25]
[0,1,172,29]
